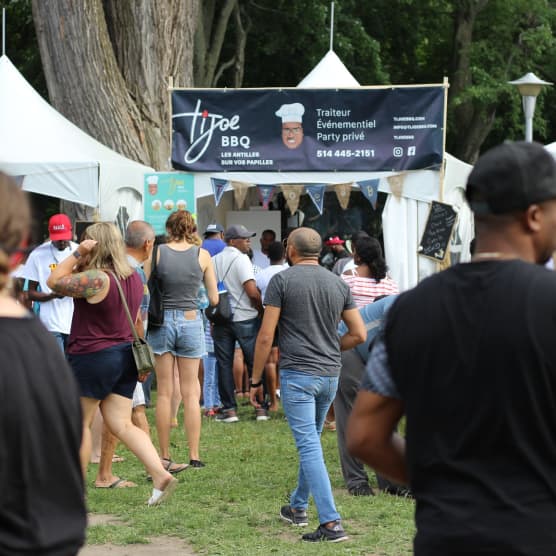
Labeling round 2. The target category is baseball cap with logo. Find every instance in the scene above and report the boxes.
[465,141,556,215]
[205,223,224,234]
[224,224,256,241]
[48,214,73,241]
[325,236,345,246]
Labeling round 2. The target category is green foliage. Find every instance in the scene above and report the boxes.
[85,400,415,555]
[0,0,46,97]
[236,0,387,87]
[7,0,556,159]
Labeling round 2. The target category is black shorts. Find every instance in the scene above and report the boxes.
[68,343,137,400]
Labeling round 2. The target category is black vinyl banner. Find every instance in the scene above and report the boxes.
[171,87,445,172]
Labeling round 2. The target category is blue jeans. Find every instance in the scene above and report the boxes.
[280,369,341,525]
[213,317,260,410]
[51,332,68,354]
[202,353,221,409]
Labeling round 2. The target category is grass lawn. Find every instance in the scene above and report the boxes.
[85,397,414,555]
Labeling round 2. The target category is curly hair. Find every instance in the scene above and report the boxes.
[165,210,200,246]
[81,222,134,279]
[355,237,388,281]
[0,173,30,292]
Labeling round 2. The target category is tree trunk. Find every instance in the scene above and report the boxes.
[449,0,490,162]
[194,0,239,87]
[31,0,200,170]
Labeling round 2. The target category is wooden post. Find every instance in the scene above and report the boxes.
[167,76,174,171]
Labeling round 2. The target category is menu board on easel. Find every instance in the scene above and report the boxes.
[418,201,457,262]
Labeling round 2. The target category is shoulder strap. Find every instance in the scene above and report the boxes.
[151,243,159,273]
[216,254,242,283]
[109,271,139,342]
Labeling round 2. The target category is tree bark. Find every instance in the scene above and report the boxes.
[449,0,490,162]
[194,0,238,87]
[31,0,200,170]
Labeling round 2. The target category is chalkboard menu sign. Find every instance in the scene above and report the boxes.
[418,201,457,261]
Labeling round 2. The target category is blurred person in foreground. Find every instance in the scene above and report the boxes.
[348,141,556,556]
[0,173,86,555]
[47,222,177,506]
[250,227,366,543]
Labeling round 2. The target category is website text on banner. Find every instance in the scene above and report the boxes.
[171,87,445,173]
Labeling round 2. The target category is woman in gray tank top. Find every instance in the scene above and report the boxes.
[147,210,218,471]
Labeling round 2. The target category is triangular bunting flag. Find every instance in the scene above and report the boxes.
[280,184,302,215]
[231,181,250,209]
[334,182,352,210]
[387,174,406,199]
[257,184,275,209]
[210,178,228,206]
[306,184,326,215]
[358,178,380,209]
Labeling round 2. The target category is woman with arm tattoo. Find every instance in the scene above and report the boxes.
[47,222,177,506]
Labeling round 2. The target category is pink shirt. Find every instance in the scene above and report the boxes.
[67,271,142,354]
[341,274,399,307]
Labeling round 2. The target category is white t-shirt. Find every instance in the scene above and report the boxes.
[19,241,77,334]
[255,263,288,303]
[213,246,258,322]
[252,249,270,269]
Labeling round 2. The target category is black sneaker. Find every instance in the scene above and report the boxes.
[302,521,348,543]
[189,459,205,468]
[255,408,270,421]
[349,484,374,496]
[215,409,239,423]
[383,485,413,498]
[280,504,309,527]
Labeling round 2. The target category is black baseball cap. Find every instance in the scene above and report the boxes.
[465,141,556,215]
[224,224,256,241]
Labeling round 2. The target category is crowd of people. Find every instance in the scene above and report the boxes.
[4,140,556,554]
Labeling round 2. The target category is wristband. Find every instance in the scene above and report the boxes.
[72,249,82,259]
[250,379,263,388]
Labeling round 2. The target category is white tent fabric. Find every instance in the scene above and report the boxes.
[545,141,556,157]
[0,55,153,221]
[382,154,473,290]
[192,51,474,290]
[297,50,360,88]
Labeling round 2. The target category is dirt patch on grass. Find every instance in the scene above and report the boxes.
[78,537,196,555]
[79,514,196,555]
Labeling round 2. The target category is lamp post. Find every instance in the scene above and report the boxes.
[508,72,552,142]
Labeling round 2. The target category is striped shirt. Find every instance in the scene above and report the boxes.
[341,274,399,307]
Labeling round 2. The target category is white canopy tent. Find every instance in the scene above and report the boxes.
[0,55,153,224]
[193,50,474,291]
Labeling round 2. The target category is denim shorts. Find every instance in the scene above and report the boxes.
[148,309,206,358]
[68,343,137,400]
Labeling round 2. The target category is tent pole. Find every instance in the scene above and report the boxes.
[329,2,334,51]
[2,8,5,56]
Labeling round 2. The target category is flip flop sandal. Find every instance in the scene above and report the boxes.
[147,458,189,481]
[147,476,178,506]
[95,478,137,489]
[161,458,189,474]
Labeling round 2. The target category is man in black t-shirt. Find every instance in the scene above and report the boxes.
[347,141,556,556]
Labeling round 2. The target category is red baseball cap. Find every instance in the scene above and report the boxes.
[325,236,345,246]
[48,214,73,241]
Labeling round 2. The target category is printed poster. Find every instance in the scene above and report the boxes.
[144,172,195,236]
